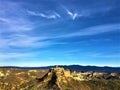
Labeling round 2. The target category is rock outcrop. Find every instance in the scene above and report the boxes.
[25,67,72,90]
[72,71,120,81]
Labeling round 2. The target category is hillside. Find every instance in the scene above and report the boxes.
[0,67,120,90]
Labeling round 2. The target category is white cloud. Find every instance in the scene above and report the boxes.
[67,10,78,20]
[61,4,114,20]
[61,5,85,20]
[54,12,61,18]
[27,10,61,19]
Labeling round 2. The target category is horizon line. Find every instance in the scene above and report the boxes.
[0,64,120,68]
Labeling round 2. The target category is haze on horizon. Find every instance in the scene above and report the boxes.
[0,0,120,67]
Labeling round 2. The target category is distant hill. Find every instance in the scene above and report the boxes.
[0,65,120,72]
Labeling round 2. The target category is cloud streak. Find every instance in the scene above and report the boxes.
[0,34,67,50]
[27,10,61,19]
[87,53,120,58]
[0,52,33,59]
[0,34,50,49]
[66,10,78,20]
[0,1,34,33]
[60,23,120,38]
[61,6,78,20]
[0,17,9,23]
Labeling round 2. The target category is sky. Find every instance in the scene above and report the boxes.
[0,0,120,67]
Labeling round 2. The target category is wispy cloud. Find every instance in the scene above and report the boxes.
[0,0,119,66]
[61,6,78,20]
[0,34,50,49]
[0,51,44,62]
[27,10,61,19]
[87,53,120,58]
[0,1,34,33]
[0,17,33,33]
[0,34,67,50]
[0,17,9,23]
[0,52,33,59]
[67,10,78,20]
[60,23,120,38]
[60,3,114,20]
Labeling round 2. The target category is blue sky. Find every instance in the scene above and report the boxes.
[0,0,120,67]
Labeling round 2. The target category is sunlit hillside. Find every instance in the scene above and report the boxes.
[0,67,120,90]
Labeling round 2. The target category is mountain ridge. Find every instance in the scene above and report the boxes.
[0,65,120,72]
